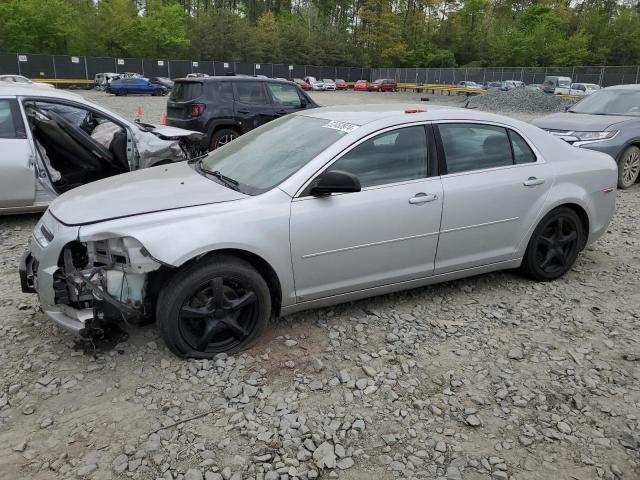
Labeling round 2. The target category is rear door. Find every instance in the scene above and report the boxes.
[0,98,35,207]
[167,81,204,123]
[434,122,553,274]
[233,81,276,131]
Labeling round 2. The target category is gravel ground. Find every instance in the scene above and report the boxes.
[1,91,639,480]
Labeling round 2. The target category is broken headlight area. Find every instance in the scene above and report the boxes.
[55,237,162,336]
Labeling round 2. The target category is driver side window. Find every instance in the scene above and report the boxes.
[328,126,428,188]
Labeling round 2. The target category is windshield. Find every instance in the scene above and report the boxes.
[569,89,640,116]
[558,79,571,87]
[373,79,383,84]
[199,115,349,194]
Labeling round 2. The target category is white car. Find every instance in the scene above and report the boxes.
[0,74,55,89]
[304,76,325,91]
[569,83,601,96]
[21,105,617,358]
[457,81,483,90]
[0,86,203,214]
[322,79,337,91]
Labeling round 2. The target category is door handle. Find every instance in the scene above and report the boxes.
[237,109,250,114]
[523,177,545,187]
[275,109,288,115]
[408,193,438,204]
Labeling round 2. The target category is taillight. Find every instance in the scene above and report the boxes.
[190,103,206,116]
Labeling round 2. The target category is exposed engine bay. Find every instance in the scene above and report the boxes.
[54,238,164,337]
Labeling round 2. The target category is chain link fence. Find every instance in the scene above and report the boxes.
[0,52,371,84]
[2,53,639,87]
[371,66,640,86]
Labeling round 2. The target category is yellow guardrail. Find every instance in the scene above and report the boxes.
[558,94,580,100]
[398,83,485,95]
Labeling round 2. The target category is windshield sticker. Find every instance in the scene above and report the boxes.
[322,120,359,133]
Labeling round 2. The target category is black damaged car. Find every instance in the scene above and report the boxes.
[166,76,318,150]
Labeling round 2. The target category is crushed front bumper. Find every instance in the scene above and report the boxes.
[21,212,88,334]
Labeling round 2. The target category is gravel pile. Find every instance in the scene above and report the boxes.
[466,88,576,113]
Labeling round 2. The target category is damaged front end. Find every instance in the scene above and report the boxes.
[54,237,163,337]
[135,123,205,167]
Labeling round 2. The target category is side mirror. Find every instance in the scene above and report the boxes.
[310,170,361,197]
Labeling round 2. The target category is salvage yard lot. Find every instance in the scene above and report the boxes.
[0,91,639,480]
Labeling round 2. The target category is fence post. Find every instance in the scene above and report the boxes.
[16,53,21,75]
[571,66,575,82]
[52,56,57,80]
[598,66,604,86]
[635,65,639,84]
[84,56,89,80]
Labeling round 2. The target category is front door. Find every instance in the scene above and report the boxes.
[290,125,443,302]
[0,98,35,207]
[434,122,553,273]
[265,82,306,117]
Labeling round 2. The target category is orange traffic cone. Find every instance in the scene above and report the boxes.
[161,112,167,125]
[136,105,144,117]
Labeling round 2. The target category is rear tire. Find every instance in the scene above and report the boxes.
[210,128,239,150]
[617,145,640,189]
[157,255,271,358]
[521,207,584,281]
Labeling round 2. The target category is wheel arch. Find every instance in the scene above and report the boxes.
[206,119,241,138]
[173,248,283,316]
[518,199,592,258]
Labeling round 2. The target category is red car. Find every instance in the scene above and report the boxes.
[369,78,398,92]
[293,78,311,90]
[335,79,348,90]
[354,79,369,91]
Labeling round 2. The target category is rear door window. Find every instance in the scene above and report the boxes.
[438,123,513,174]
[234,82,269,105]
[171,82,203,101]
[509,130,537,164]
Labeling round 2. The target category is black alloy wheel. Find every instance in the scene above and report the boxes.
[522,207,584,281]
[178,277,258,352]
[157,255,271,358]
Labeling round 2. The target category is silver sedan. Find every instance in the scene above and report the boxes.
[21,105,617,358]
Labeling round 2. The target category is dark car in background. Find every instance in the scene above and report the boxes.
[368,79,397,92]
[166,76,318,150]
[107,78,168,96]
[149,77,174,90]
[532,84,640,189]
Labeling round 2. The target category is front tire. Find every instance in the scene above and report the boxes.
[521,207,584,281]
[157,255,271,358]
[617,145,640,189]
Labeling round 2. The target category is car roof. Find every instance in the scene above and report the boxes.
[176,76,290,84]
[296,103,516,127]
[0,85,83,100]
[603,84,640,91]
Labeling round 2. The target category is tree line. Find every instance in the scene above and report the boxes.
[0,0,639,68]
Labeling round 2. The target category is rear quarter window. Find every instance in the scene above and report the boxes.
[171,82,203,101]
